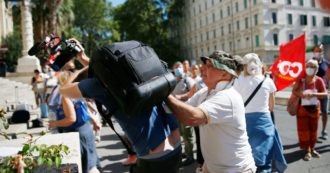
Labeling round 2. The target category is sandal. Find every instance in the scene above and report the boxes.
[321,131,328,140]
[303,152,312,161]
[311,150,321,158]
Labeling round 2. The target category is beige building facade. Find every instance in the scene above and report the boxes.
[175,0,330,64]
[0,0,13,45]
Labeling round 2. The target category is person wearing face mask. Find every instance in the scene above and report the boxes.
[171,61,197,166]
[313,44,330,140]
[166,50,256,173]
[233,53,287,173]
[292,59,328,161]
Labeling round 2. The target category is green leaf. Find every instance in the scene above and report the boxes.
[55,156,61,168]
[3,120,9,130]
[47,158,53,167]
[22,144,30,153]
[37,157,43,166]
[3,133,10,140]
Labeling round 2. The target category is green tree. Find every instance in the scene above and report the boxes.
[72,0,119,55]
[113,0,184,66]
[2,5,22,72]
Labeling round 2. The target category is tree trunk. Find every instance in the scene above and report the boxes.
[46,0,62,35]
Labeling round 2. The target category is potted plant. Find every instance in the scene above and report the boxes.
[0,108,77,173]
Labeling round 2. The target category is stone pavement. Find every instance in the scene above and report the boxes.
[96,105,330,173]
[2,77,330,172]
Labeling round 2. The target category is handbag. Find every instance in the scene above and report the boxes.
[287,94,300,116]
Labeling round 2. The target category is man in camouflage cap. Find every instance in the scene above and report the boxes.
[166,50,256,173]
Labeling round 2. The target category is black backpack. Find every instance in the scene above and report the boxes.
[90,40,176,115]
[10,110,30,124]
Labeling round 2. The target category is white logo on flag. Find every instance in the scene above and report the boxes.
[277,61,303,78]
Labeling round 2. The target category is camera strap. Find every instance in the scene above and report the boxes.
[95,101,134,153]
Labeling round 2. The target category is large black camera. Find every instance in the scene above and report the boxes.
[28,34,81,71]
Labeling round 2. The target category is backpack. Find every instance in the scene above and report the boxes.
[90,40,177,115]
[10,110,30,124]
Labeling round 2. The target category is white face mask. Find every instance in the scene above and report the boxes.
[305,67,316,76]
[247,62,260,75]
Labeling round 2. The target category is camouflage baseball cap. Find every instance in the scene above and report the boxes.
[200,50,238,77]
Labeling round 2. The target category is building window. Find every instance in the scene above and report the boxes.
[312,16,316,26]
[245,17,249,29]
[313,35,318,46]
[272,12,277,24]
[237,20,240,30]
[201,33,203,42]
[222,43,225,50]
[289,34,294,41]
[244,0,248,9]
[220,9,223,19]
[255,35,260,47]
[288,14,293,25]
[207,31,209,40]
[254,0,257,5]
[200,19,202,27]
[254,14,258,26]
[311,0,316,7]
[214,29,217,38]
[213,13,215,22]
[324,17,330,27]
[199,4,201,13]
[299,0,304,6]
[287,0,291,5]
[212,0,214,5]
[273,33,279,46]
[221,26,224,36]
[235,2,239,12]
[300,15,308,25]
[205,1,207,10]
[228,24,231,33]
[214,45,217,50]
[227,6,231,16]
[272,0,276,3]
[237,39,241,49]
[229,41,232,51]
[206,16,208,25]
[246,37,250,48]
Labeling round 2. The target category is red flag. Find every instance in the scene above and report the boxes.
[271,33,306,91]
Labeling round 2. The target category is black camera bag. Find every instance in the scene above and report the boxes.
[90,40,176,116]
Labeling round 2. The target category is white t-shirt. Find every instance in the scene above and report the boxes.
[233,74,276,113]
[187,81,255,173]
[172,76,196,95]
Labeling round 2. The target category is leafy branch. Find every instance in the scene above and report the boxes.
[0,108,70,172]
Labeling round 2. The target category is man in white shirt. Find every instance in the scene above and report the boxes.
[166,50,256,173]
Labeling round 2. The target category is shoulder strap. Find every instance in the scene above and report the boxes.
[244,77,266,107]
[95,101,134,153]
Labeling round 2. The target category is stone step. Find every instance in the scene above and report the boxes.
[0,77,35,108]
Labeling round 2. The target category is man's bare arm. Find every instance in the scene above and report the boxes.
[166,95,207,126]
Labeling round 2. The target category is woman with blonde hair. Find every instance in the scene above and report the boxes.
[292,59,328,161]
[48,70,100,173]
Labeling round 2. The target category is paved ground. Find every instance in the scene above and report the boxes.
[96,105,330,173]
[2,77,330,172]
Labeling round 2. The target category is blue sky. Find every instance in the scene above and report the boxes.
[109,0,126,7]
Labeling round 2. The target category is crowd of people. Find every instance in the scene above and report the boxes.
[27,40,330,173]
